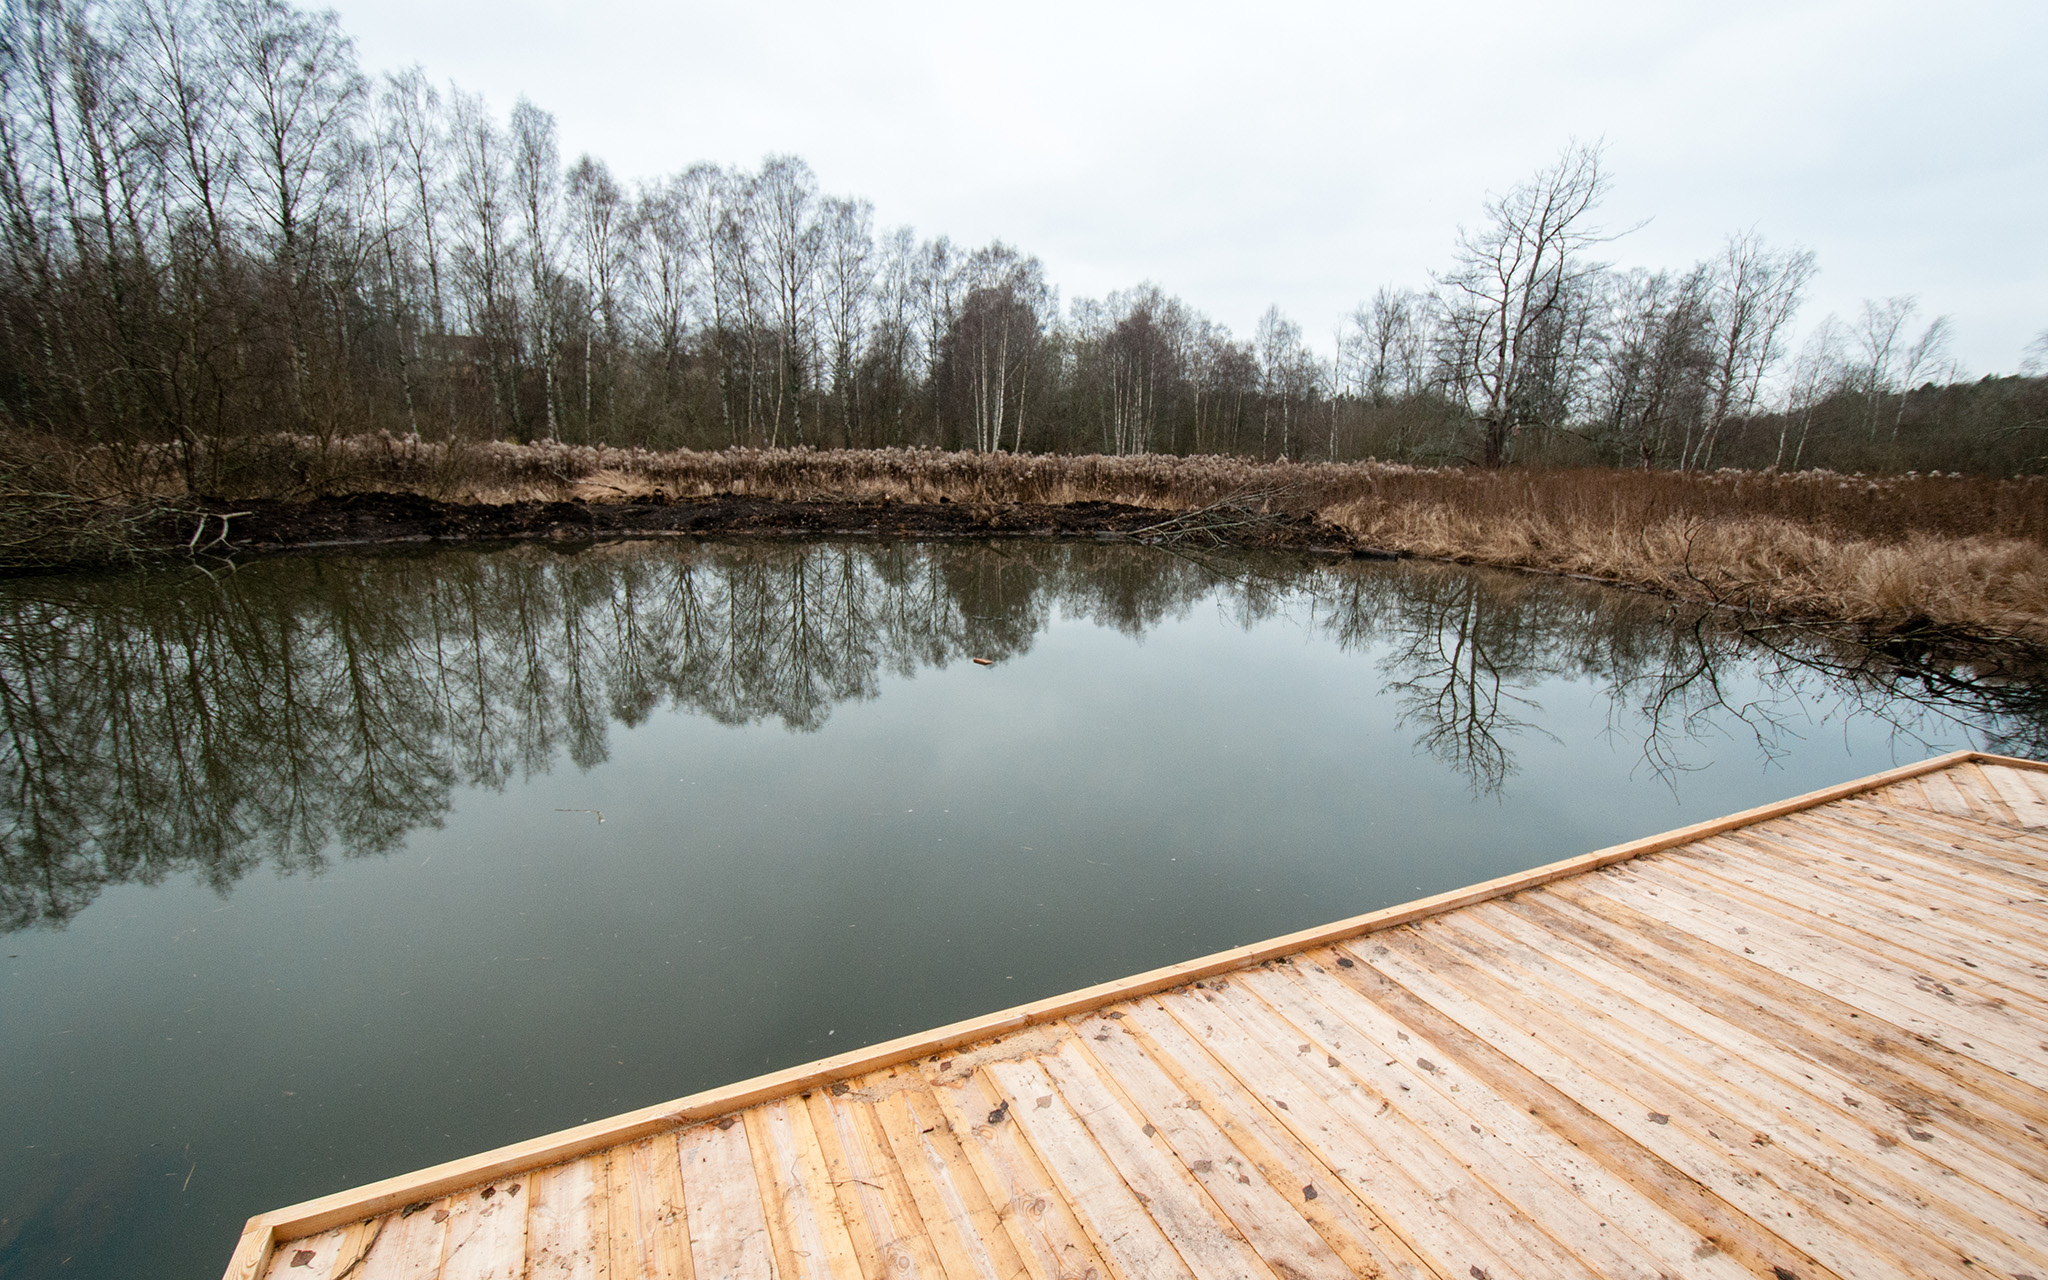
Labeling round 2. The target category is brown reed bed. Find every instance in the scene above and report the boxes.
[5,431,2045,649]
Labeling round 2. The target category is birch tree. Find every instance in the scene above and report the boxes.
[566,153,625,433]
[817,195,873,446]
[509,96,561,438]
[1693,230,1814,469]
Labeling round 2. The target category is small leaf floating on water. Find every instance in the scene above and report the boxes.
[972,657,993,666]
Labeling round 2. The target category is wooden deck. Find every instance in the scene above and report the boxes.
[225,751,2048,1280]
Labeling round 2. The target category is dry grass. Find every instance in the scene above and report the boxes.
[1323,499,2048,643]
[6,431,2046,645]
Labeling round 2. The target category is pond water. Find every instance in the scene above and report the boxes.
[0,538,2039,1279]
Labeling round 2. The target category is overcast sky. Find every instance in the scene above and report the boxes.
[326,0,2046,373]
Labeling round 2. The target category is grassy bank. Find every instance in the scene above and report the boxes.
[5,432,2045,647]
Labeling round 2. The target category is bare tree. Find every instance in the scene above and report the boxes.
[816,195,873,447]
[1853,295,1915,441]
[944,243,1047,453]
[753,154,819,446]
[566,153,625,434]
[2023,328,2048,376]
[215,0,363,427]
[380,67,445,343]
[446,87,516,432]
[632,173,693,426]
[1438,141,1615,465]
[1782,314,1848,469]
[1594,265,1713,468]
[1891,314,1952,440]
[508,96,560,438]
[1257,305,1317,459]
[1693,230,1814,469]
[135,0,238,271]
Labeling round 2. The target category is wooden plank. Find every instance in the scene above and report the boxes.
[1878,777,1930,811]
[1983,764,2048,828]
[914,1059,1113,1280]
[1343,928,1981,1279]
[1761,803,2048,889]
[524,1158,603,1280]
[814,1089,948,1280]
[1071,1006,1414,1280]
[1676,835,2048,1018]
[1306,939,1849,1280]
[1603,860,2048,1083]
[1784,810,2048,904]
[871,1084,1028,1280]
[744,1098,865,1280]
[602,1145,646,1280]
[1952,763,2022,825]
[1829,801,2048,881]
[1839,791,2048,855]
[227,750,1999,1257]
[1704,835,2048,1005]
[258,1226,344,1280]
[1715,818,2048,946]
[358,1198,451,1280]
[1483,886,2048,1189]
[2018,765,2048,810]
[1251,956,1761,1279]
[624,1134,696,1280]
[796,1090,892,1279]
[1915,768,1976,819]
[1032,1033,1292,1280]
[678,1120,777,1280]
[1205,971,1673,1279]
[1111,999,1437,1280]
[1154,980,1586,1280]
[982,1052,1206,1279]
[1447,901,2048,1244]
[1528,883,2048,1172]
[438,1179,531,1280]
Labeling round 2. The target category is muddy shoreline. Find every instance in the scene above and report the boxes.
[17,489,2039,679]
[162,491,1379,557]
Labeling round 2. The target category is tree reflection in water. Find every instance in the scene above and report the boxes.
[0,540,2036,932]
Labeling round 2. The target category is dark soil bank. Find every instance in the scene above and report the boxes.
[171,491,1368,556]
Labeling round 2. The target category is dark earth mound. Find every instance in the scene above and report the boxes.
[164,491,1372,557]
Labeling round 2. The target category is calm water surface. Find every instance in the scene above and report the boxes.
[0,539,2039,1278]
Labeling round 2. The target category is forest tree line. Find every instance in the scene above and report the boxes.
[3,0,2044,486]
